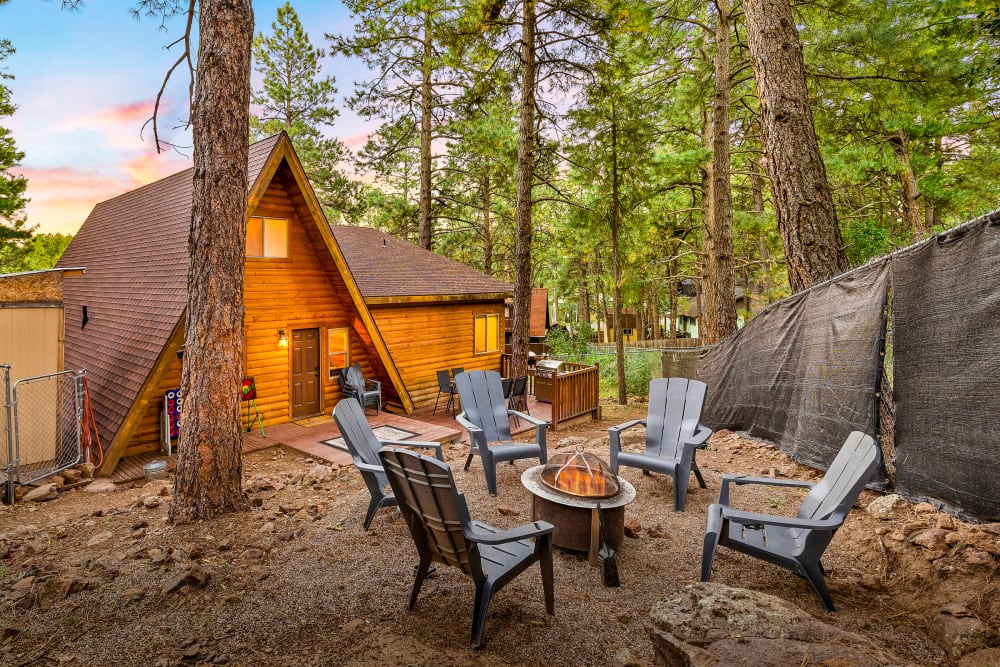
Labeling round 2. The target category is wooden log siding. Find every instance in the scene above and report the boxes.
[369,301,505,408]
[122,173,389,456]
[550,362,600,430]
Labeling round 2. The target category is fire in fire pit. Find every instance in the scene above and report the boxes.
[540,447,620,499]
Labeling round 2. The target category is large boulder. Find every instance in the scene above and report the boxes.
[649,582,906,666]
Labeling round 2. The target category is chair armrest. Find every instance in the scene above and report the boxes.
[719,474,815,505]
[687,423,713,447]
[608,419,646,435]
[354,460,385,474]
[609,419,646,453]
[382,439,444,461]
[721,507,843,532]
[364,379,381,391]
[465,520,555,545]
[508,410,549,428]
[456,412,481,433]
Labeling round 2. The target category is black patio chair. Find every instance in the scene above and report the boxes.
[433,369,458,416]
[378,446,554,648]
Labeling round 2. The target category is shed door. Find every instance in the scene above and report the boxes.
[291,328,321,418]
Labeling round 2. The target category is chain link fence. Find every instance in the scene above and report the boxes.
[2,367,84,501]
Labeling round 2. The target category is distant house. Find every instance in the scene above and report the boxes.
[56,133,408,475]
[504,287,551,356]
[331,225,512,408]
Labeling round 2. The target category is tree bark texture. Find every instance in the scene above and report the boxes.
[510,0,536,379]
[577,254,589,327]
[171,0,253,523]
[609,114,626,405]
[701,0,738,345]
[889,131,924,242]
[418,14,434,250]
[481,174,493,275]
[743,0,849,292]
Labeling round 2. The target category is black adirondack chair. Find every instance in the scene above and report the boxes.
[339,363,381,414]
[700,430,879,611]
[454,370,550,496]
[608,377,713,511]
[378,446,555,649]
[333,398,443,531]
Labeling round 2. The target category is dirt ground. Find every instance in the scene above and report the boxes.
[1,400,997,666]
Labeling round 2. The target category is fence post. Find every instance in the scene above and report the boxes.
[2,365,14,505]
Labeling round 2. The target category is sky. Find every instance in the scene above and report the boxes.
[2,0,375,235]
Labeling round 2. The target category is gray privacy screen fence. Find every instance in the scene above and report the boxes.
[696,262,889,480]
[661,209,1000,521]
[892,212,1000,521]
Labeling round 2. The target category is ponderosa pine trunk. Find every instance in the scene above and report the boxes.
[701,0,738,344]
[609,111,626,405]
[418,13,433,250]
[510,0,536,379]
[889,131,925,242]
[170,0,253,523]
[743,0,849,292]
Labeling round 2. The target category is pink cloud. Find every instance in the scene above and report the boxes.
[341,131,371,151]
[122,150,191,186]
[93,100,160,126]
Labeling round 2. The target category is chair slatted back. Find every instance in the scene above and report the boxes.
[436,370,454,392]
[380,447,473,574]
[798,431,878,523]
[455,370,512,443]
[341,363,365,393]
[646,378,708,459]
[334,399,387,485]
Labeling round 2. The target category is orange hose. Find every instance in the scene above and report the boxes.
[80,377,104,468]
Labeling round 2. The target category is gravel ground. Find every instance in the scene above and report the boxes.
[0,400,995,666]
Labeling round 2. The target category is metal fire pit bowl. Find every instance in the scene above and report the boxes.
[521,465,635,564]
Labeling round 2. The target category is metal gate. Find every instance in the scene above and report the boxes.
[2,365,84,501]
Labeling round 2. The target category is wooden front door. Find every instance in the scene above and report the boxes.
[291,328,321,418]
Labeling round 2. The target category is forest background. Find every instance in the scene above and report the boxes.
[2,0,1000,380]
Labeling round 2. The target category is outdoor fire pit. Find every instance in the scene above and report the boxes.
[521,448,635,566]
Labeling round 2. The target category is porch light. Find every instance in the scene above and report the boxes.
[278,328,288,348]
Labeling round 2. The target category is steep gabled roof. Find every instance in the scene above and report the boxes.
[330,225,512,304]
[56,134,407,473]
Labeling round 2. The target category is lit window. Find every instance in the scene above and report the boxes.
[328,328,349,378]
[474,313,500,354]
[246,216,288,258]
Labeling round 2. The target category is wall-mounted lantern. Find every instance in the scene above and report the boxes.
[278,328,288,348]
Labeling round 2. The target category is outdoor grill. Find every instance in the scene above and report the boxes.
[533,359,564,403]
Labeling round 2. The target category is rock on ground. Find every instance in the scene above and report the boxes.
[649,582,905,666]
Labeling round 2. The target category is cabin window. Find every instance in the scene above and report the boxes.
[328,327,349,378]
[246,216,288,258]
[474,313,500,355]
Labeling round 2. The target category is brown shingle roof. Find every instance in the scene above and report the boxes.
[56,135,282,450]
[330,225,512,302]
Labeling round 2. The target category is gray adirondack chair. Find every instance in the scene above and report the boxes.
[339,363,382,414]
[378,446,555,649]
[455,370,549,496]
[608,377,713,511]
[700,430,879,611]
[333,398,443,531]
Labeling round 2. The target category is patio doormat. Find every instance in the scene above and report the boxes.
[294,415,334,428]
[321,425,419,452]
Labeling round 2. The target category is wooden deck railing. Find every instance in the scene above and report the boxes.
[501,355,600,430]
[549,361,600,430]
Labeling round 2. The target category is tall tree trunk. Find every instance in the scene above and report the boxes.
[481,174,494,275]
[417,13,433,250]
[511,0,536,379]
[171,0,253,523]
[744,0,849,292]
[889,131,924,242]
[609,116,626,404]
[701,0,738,345]
[577,254,589,327]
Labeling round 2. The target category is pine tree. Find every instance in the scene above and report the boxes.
[0,37,33,266]
[252,2,352,220]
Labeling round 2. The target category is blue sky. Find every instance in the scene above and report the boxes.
[2,1,373,235]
